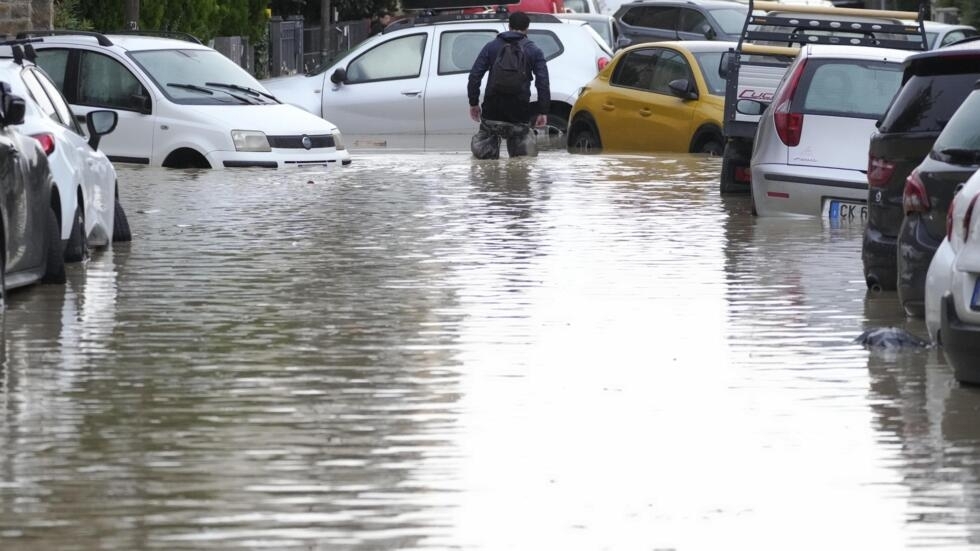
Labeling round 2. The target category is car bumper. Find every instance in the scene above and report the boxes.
[941,292,980,384]
[862,224,897,291]
[752,164,867,219]
[897,213,942,318]
[206,148,353,169]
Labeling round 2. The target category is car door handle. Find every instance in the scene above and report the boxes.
[401,90,422,96]
[601,103,614,111]
[639,108,652,117]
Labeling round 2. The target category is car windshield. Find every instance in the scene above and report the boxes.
[130,48,270,104]
[797,60,903,119]
[708,7,748,36]
[693,51,727,95]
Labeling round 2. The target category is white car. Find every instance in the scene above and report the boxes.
[0,42,128,262]
[262,12,612,150]
[750,44,913,220]
[25,31,351,169]
[925,168,980,383]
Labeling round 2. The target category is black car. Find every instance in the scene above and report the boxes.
[862,40,980,301]
[0,81,65,295]
[898,82,980,318]
[613,0,746,48]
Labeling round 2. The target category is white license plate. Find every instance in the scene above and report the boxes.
[825,199,867,221]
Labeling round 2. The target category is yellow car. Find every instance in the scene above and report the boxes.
[567,40,734,155]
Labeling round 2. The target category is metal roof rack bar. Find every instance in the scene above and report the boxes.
[753,0,919,20]
[109,30,203,45]
[16,29,113,46]
[384,11,560,33]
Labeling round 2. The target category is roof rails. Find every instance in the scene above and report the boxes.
[16,30,113,46]
[0,39,39,64]
[108,30,203,45]
[743,0,928,51]
[384,11,561,33]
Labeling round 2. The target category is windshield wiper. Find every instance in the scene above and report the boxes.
[205,82,279,103]
[167,82,257,104]
[940,147,980,164]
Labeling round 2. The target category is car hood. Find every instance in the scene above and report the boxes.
[176,103,338,134]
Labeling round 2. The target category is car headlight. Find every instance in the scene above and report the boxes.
[331,129,345,151]
[231,130,271,152]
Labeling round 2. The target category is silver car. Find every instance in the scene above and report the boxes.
[749,44,913,221]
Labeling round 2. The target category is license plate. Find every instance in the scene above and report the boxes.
[826,200,867,221]
[972,278,980,310]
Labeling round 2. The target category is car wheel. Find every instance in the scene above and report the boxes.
[112,195,132,243]
[533,113,568,151]
[568,122,602,154]
[64,204,87,263]
[720,141,750,195]
[698,139,723,156]
[42,206,66,284]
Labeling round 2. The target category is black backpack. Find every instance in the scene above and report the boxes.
[487,40,528,96]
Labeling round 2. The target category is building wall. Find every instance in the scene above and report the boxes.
[0,0,53,37]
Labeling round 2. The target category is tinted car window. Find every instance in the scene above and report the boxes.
[622,6,677,30]
[649,49,690,93]
[347,33,427,83]
[527,30,563,60]
[798,60,902,119]
[33,49,69,90]
[78,52,146,111]
[878,72,980,133]
[438,30,495,74]
[932,90,980,152]
[611,48,657,89]
[678,9,709,35]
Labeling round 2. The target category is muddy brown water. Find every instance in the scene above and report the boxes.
[0,150,973,549]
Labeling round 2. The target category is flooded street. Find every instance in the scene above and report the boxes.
[0,150,975,549]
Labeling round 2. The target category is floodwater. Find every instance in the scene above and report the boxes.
[0,150,974,550]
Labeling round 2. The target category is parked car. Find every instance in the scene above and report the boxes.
[0,81,65,292]
[896,82,980,319]
[23,30,351,169]
[612,0,747,48]
[559,12,620,51]
[0,42,129,263]
[567,40,730,154]
[924,168,980,383]
[922,21,978,50]
[263,12,611,151]
[862,40,980,295]
[750,45,912,218]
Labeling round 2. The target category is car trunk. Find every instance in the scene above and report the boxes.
[787,114,876,173]
[867,131,937,238]
[918,159,980,242]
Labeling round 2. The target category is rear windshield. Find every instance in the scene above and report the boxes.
[795,59,903,119]
[932,90,980,152]
[878,72,980,133]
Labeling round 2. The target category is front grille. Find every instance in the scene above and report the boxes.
[267,135,335,149]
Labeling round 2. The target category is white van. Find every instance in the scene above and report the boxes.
[27,31,351,169]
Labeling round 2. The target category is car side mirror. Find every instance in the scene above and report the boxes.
[130,92,151,114]
[330,68,347,85]
[668,78,697,100]
[719,51,732,79]
[86,110,118,150]
[736,99,768,116]
[1,93,25,126]
[616,36,631,50]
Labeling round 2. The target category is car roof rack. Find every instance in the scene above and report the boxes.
[16,30,114,46]
[384,11,561,33]
[0,39,40,64]
[743,0,928,51]
[108,30,203,45]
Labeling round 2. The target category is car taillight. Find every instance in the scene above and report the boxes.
[903,169,930,214]
[964,194,980,243]
[31,133,55,156]
[867,156,895,188]
[771,59,807,147]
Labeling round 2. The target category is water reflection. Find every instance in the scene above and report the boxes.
[1,152,980,548]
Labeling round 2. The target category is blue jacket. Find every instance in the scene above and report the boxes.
[467,31,551,115]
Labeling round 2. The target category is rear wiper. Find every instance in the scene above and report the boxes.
[167,82,257,104]
[205,82,279,103]
[939,147,980,164]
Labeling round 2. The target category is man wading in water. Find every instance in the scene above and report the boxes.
[467,11,551,159]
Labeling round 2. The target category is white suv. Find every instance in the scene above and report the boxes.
[262,13,612,150]
[25,31,351,169]
[0,42,127,262]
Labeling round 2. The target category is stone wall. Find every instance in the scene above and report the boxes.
[0,0,53,38]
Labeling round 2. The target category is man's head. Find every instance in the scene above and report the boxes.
[508,12,530,32]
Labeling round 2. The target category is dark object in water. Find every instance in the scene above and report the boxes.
[471,119,537,160]
[854,327,931,349]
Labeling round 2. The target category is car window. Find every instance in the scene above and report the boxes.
[707,7,748,36]
[78,51,146,111]
[648,49,690,94]
[940,30,969,48]
[621,6,677,31]
[693,51,726,95]
[678,9,709,35]
[878,72,980,133]
[527,30,563,61]
[610,47,657,89]
[798,60,903,119]
[439,30,496,75]
[347,33,427,83]
[932,90,980,152]
[33,48,69,91]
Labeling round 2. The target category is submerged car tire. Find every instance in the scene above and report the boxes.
[720,141,750,195]
[42,206,66,284]
[698,140,723,156]
[112,195,132,243]
[568,121,602,154]
[64,204,87,263]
